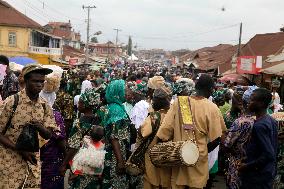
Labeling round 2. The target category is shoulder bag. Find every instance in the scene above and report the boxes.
[15,103,47,152]
[2,94,19,135]
[126,112,161,176]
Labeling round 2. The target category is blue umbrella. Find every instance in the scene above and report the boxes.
[9,56,36,66]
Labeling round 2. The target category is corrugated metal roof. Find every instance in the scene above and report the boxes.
[0,0,41,29]
[240,32,284,62]
[266,48,284,63]
[260,62,284,76]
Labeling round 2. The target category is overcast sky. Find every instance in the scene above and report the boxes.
[6,0,284,50]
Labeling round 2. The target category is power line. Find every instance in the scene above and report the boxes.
[117,23,240,43]
[22,0,58,22]
[20,0,50,23]
[35,0,84,21]
[174,23,240,38]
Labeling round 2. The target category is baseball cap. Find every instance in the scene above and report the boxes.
[22,64,53,77]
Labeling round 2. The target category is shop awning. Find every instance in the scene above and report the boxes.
[9,56,36,66]
[260,62,284,76]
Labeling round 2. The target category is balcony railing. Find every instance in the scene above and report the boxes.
[29,46,61,55]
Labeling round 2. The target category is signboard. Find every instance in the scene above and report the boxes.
[69,58,78,65]
[237,56,262,74]
[172,56,179,65]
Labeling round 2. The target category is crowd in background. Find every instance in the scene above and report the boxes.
[0,54,282,189]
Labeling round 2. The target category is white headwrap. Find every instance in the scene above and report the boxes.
[40,91,56,107]
[130,100,150,129]
[81,80,93,94]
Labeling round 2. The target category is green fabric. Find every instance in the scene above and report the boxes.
[220,102,231,116]
[209,160,218,174]
[172,81,194,96]
[96,105,108,127]
[267,108,273,115]
[69,116,94,138]
[68,115,98,150]
[103,119,131,189]
[80,89,101,108]
[96,78,105,85]
[224,110,239,129]
[69,175,100,189]
[123,102,133,117]
[130,81,148,96]
[94,82,107,94]
[105,80,127,125]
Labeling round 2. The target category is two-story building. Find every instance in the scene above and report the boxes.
[0,0,63,65]
[44,21,81,50]
[88,41,123,58]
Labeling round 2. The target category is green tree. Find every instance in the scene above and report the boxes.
[91,37,98,43]
[127,36,132,56]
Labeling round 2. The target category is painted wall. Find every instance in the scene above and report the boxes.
[0,26,30,57]
[28,53,62,66]
[0,26,65,67]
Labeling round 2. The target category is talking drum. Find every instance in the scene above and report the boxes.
[149,140,199,167]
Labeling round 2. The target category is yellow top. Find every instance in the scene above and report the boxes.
[157,96,226,188]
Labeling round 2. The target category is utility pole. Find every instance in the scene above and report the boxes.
[237,22,243,57]
[83,5,96,65]
[113,28,122,57]
[107,42,110,62]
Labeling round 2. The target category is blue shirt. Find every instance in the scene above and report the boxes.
[243,115,278,184]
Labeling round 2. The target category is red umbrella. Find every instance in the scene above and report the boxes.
[219,74,250,85]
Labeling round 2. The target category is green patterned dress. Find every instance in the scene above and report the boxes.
[102,119,131,189]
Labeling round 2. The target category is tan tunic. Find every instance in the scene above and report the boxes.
[156,97,226,188]
[141,110,171,188]
[0,90,57,189]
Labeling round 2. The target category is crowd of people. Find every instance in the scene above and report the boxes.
[0,54,282,189]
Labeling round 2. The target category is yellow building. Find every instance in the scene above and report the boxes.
[0,0,63,66]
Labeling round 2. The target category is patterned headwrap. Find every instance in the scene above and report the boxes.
[173,79,195,96]
[95,82,107,94]
[272,79,281,88]
[130,81,148,97]
[153,85,172,99]
[147,76,165,89]
[105,80,127,125]
[80,89,101,108]
[212,89,225,103]
[242,85,258,104]
[234,86,245,99]
[216,82,224,87]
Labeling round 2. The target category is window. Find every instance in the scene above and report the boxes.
[8,32,16,47]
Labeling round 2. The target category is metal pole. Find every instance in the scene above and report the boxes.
[113,28,122,57]
[83,5,96,65]
[107,42,110,61]
[61,39,63,64]
[237,22,243,57]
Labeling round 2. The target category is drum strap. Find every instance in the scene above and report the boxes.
[178,96,197,144]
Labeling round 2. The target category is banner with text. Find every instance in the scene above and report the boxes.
[237,56,262,74]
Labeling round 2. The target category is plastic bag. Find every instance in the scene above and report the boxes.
[71,136,106,176]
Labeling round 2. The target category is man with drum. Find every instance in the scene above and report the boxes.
[156,74,226,189]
